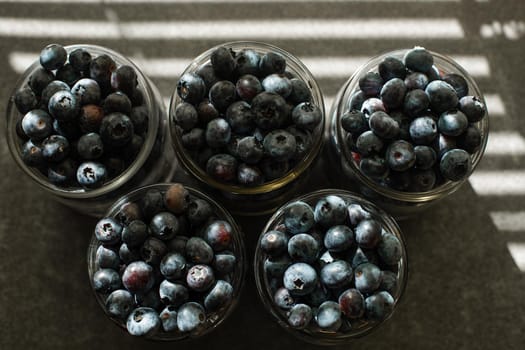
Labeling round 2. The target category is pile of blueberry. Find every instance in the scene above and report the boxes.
[341,46,487,192]
[258,195,403,335]
[172,46,323,186]
[91,184,242,337]
[13,43,149,189]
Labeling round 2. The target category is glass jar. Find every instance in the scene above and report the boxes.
[329,49,489,219]
[254,189,408,345]
[5,44,177,217]
[169,41,325,216]
[87,183,246,340]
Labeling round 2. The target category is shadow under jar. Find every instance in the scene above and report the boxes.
[329,47,489,219]
[169,41,325,216]
[254,189,408,345]
[6,44,177,217]
[87,183,246,340]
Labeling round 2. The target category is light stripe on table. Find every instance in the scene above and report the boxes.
[485,132,525,156]
[507,242,525,271]
[490,212,525,232]
[469,170,525,196]
[0,17,465,39]
[484,94,506,116]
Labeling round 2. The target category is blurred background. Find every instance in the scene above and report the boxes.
[0,0,524,349]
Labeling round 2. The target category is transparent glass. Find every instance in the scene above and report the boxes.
[329,49,489,219]
[87,183,246,341]
[5,44,177,217]
[169,41,325,216]
[254,189,408,345]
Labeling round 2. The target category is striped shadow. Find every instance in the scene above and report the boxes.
[469,170,525,196]
[507,243,525,272]
[490,212,525,232]
[485,132,525,156]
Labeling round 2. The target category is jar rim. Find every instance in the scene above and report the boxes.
[169,40,325,195]
[253,188,408,344]
[334,48,489,203]
[5,44,160,199]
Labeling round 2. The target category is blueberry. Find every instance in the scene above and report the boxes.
[324,225,354,252]
[93,268,121,293]
[94,217,122,244]
[378,56,407,81]
[126,307,161,337]
[186,237,214,264]
[186,264,215,292]
[115,201,141,226]
[260,230,288,257]
[226,101,254,134]
[150,212,179,241]
[360,155,389,180]
[288,78,312,105]
[186,198,213,227]
[338,288,365,319]
[163,183,189,215]
[425,80,459,114]
[213,253,236,275]
[102,92,132,115]
[71,78,101,105]
[89,54,116,90]
[433,133,457,158]
[204,118,230,149]
[283,262,318,296]
[365,291,394,320]
[174,102,198,131]
[20,140,44,167]
[76,133,103,160]
[95,245,120,270]
[369,111,399,139]
[56,63,80,87]
[77,105,104,134]
[206,154,238,182]
[237,136,263,164]
[379,271,398,295]
[21,109,53,141]
[77,161,107,188]
[40,43,67,70]
[177,73,206,105]
[414,145,437,169]
[141,237,168,266]
[404,72,430,92]
[377,233,402,266]
[380,78,406,110]
[111,65,138,96]
[438,110,468,137]
[130,106,148,135]
[259,52,286,76]
[409,116,438,145]
[355,219,382,249]
[181,128,205,150]
[263,129,297,161]
[457,126,482,154]
[459,96,486,123]
[287,304,313,329]
[347,203,372,227]
[351,247,370,269]
[204,280,234,311]
[14,87,38,115]
[355,130,384,156]
[159,253,186,281]
[315,301,342,331]
[252,92,289,130]
[47,90,79,122]
[205,220,233,252]
[283,201,314,234]
[40,81,70,108]
[314,195,347,227]
[99,112,134,147]
[209,81,236,112]
[196,63,219,92]
[286,126,312,160]
[440,148,471,181]
[341,110,367,135]
[68,48,92,73]
[403,47,433,72]
[140,188,165,220]
[287,234,319,263]
[320,260,353,289]
[106,289,134,319]
[274,287,295,310]
[386,140,416,171]
[122,261,155,293]
[28,67,55,95]
[355,263,381,294]
[349,90,366,111]
[259,158,289,180]
[404,89,429,117]
[360,97,386,117]
[159,306,178,332]
[236,74,263,102]
[291,102,322,131]
[177,302,206,332]
[359,72,383,97]
[211,46,236,79]
[442,73,468,99]
[159,280,189,307]
[42,135,69,162]
[235,49,261,76]
[262,74,292,98]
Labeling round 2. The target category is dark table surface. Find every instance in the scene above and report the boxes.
[1,0,524,349]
